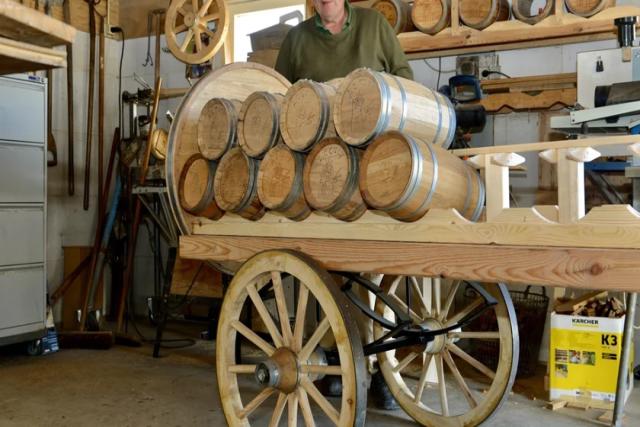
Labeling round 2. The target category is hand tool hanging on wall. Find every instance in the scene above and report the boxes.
[63,0,75,195]
[45,0,58,166]
[84,0,99,210]
[116,77,163,333]
[98,10,106,226]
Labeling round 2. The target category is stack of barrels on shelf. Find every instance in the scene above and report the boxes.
[373,0,617,35]
[178,67,485,223]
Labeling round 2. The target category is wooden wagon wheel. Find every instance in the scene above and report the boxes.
[373,277,518,427]
[165,0,229,64]
[216,250,367,426]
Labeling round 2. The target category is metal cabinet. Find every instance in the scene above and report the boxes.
[0,74,47,346]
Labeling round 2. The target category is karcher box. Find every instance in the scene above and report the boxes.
[550,312,633,408]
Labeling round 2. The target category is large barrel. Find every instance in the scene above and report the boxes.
[412,0,450,34]
[303,138,366,222]
[238,91,284,158]
[257,144,311,221]
[359,131,485,222]
[371,0,415,33]
[459,0,511,30]
[512,0,554,24]
[334,68,456,148]
[280,79,342,153]
[565,0,615,17]
[178,154,224,220]
[214,147,265,220]
[197,98,242,160]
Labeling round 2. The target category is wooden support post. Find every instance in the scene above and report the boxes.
[451,0,460,33]
[469,153,525,221]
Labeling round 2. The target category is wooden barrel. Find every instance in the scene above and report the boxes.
[371,0,414,34]
[334,68,456,149]
[178,153,224,220]
[303,138,366,222]
[359,131,484,222]
[565,0,615,17]
[459,0,511,30]
[238,91,284,158]
[512,0,554,24]
[412,0,450,34]
[257,144,311,221]
[213,147,265,220]
[280,79,342,153]
[197,97,242,160]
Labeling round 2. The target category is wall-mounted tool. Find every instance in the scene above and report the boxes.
[63,0,75,195]
[84,0,99,210]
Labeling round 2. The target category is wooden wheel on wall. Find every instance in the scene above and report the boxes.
[216,250,367,426]
[165,0,229,64]
[373,277,519,427]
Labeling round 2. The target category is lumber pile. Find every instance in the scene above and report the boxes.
[555,291,625,318]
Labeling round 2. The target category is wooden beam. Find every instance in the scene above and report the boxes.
[0,0,76,46]
[0,35,67,75]
[180,235,640,292]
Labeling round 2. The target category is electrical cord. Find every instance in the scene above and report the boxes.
[482,69,512,79]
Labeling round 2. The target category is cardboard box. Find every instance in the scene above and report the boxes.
[549,312,633,408]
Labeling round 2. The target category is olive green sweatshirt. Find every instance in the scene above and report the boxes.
[275,6,413,83]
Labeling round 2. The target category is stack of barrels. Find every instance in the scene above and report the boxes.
[178,67,485,223]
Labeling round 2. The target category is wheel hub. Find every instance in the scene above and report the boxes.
[254,348,299,393]
[183,12,197,28]
[422,318,446,354]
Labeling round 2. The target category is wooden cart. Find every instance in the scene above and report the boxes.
[167,63,640,426]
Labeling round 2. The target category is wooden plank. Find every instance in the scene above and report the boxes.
[481,73,576,93]
[180,235,640,292]
[0,35,67,75]
[170,257,223,298]
[0,0,76,46]
[192,206,640,250]
[451,135,640,157]
[478,89,576,112]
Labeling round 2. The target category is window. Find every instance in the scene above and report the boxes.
[231,3,306,63]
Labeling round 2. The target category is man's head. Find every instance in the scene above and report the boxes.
[313,0,345,23]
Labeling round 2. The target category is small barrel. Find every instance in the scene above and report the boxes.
[359,131,485,222]
[257,144,311,221]
[459,0,511,30]
[214,147,265,220]
[334,68,456,149]
[280,79,342,153]
[371,0,414,34]
[565,0,615,17]
[197,98,242,160]
[412,0,450,34]
[512,0,554,24]
[303,138,366,222]
[178,154,224,220]
[238,91,284,158]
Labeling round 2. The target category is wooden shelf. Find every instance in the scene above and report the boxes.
[0,36,67,75]
[399,4,640,59]
[0,0,76,46]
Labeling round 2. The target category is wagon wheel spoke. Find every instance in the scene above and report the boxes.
[448,342,496,380]
[179,29,194,52]
[237,387,275,419]
[272,271,294,347]
[449,331,501,340]
[297,388,316,427]
[394,351,420,373]
[413,353,433,403]
[202,13,220,23]
[231,319,276,356]
[293,284,310,352]
[445,297,483,327]
[247,283,284,348]
[178,6,189,16]
[433,278,442,317]
[439,280,461,322]
[299,316,330,361]
[388,293,422,324]
[435,354,449,416]
[191,0,199,12]
[300,364,343,376]
[229,364,256,374]
[300,376,340,425]
[409,276,431,318]
[443,348,478,408]
[198,0,214,15]
[269,392,287,427]
[199,25,217,39]
[173,23,188,33]
[193,27,203,52]
[288,392,299,427]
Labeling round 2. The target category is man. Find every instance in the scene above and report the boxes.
[275,0,413,82]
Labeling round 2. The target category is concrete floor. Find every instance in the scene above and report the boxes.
[0,337,638,427]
